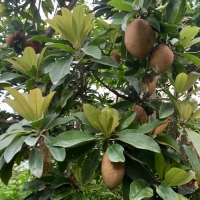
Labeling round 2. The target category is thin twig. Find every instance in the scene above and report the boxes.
[0,119,19,124]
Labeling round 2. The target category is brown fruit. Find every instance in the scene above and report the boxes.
[6,34,15,47]
[152,118,170,135]
[23,149,30,160]
[150,44,174,74]
[13,31,25,40]
[101,152,125,190]
[131,105,148,124]
[124,19,155,59]
[141,74,156,97]
[111,50,120,63]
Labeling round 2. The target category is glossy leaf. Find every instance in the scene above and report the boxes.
[0,72,23,82]
[0,160,14,185]
[121,11,137,31]
[72,163,82,185]
[159,102,174,118]
[24,136,39,146]
[163,167,195,186]
[146,16,160,32]
[155,135,180,153]
[82,45,102,59]
[29,148,43,178]
[112,12,127,24]
[126,76,141,94]
[156,184,179,200]
[183,145,200,172]
[176,193,189,200]
[107,144,125,162]
[184,72,200,92]
[22,180,46,193]
[116,111,136,131]
[180,53,200,67]
[4,136,27,163]
[117,131,161,153]
[45,42,75,53]
[155,153,166,181]
[49,57,73,83]
[49,131,95,148]
[44,137,65,162]
[81,149,100,184]
[60,89,74,108]
[129,180,153,200]
[90,56,119,68]
[107,0,132,11]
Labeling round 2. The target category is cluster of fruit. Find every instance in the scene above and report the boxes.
[6,31,38,54]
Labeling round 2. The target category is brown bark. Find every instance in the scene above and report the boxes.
[39,132,52,176]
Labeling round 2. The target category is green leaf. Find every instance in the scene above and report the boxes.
[107,0,132,11]
[29,148,43,178]
[116,111,136,131]
[174,73,187,94]
[176,193,189,200]
[112,12,127,24]
[0,133,25,151]
[180,53,200,67]
[49,57,73,83]
[137,120,165,134]
[126,76,141,94]
[72,163,82,185]
[117,131,161,153]
[163,168,195,186]
[121,11,138,32]
[183,72,200,92]
[24,136,39,146]
[0,72,23,82]
[81,149,100,184]
[183,145,200,172]
[90,56,119,68]
[82,45,102,59]
[47,116,76,129]
[60,89,74,108]
[45,42,75,53]
[22,180,46,193]
[156,184,179,200]
[159,102,174,118]
[73,193,90,200]
[4,136,27,163]
[155,153,166,181]
[0,159,14,185]
[129,180,153,200]
[179,26,200,48]
[50,131,95,148]
[107,144,125,162]
[186,129,200,158]
[83,104,101,131]
[146,16,160,32]
[164,0,187,24]
[29,35,64,43]
[155,135,180,153]
[44,137,66,162]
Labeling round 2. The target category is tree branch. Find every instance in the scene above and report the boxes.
[0,119,19,124]
[92,72,133,102]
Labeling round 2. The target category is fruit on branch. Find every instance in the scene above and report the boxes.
[131,105,148,124]
[150,44,174,74]
[152,118,170,135]
[23,36,34,48]
[124,19,155,59]
[101,152,125,190]
[141,74,156,97]
[13,31,25,40]
[111,50,120,63]
[6,34,15,48]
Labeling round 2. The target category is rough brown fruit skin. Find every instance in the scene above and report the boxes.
[152,118,169,135]
[111,50,120,63]
[131,105,148,124]
[124,19,155,59]
[23,36,34,48]
[150,44,174,74]
[14,31,25,40]
[101,152,125,190]
[142,74,156,97]
[6,34,15,47]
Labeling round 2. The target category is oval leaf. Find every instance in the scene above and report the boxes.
[29,148,43,178]
[107,144,125,162]
[82,45,102,59]
[156,184,179,200]
[117,131,160,153]
[159,102,174,119]
[174,73,187,94]
[129,180,153,200]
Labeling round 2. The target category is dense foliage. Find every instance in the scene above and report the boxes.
[1,0,200,199]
